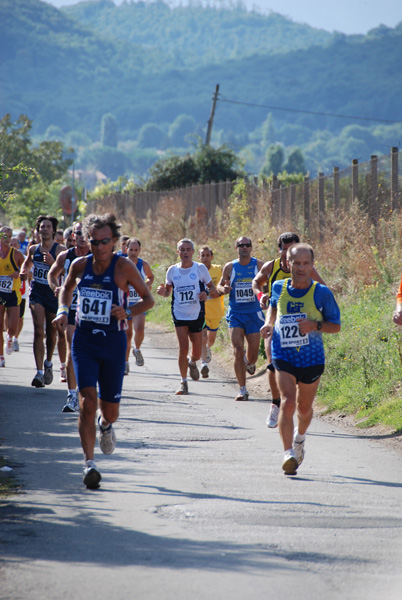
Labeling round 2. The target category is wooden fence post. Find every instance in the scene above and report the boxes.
[391,146,399,212]
[290,184,296,224]
[333,166,340,212]
[352,159,359,204]
[370,155,378,225]
[318,172,325,240]
[272,176,280,226]
[303,175,310,233]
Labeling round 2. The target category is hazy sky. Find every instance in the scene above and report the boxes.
[46,0,402,35]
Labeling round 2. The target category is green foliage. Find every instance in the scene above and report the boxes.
[283,148,306,174]
[168,114,197,147]
[138,123,167,149]
[101,113,118,148]
[147,154,200,191]
[226,179,252,239]
[260,144,285,176]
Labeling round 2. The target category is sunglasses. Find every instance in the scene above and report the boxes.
[89,237,112,246]
[74,231,83,236]
[237,243,251,248]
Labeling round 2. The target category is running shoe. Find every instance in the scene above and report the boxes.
[124,361,130,376]
[0,356,5,368]
[12,339,19,352]
[175,381,189,395]
[205,346,212,363]
[5,338,13,355]
[267,403,280,428]
[188,359,200,381]
[83,461,101,489]
[133,348,144,367]
[31,371,45,387]
[60,365,67,382]
[62,392,79,413]
[44,361,53,385]
[235,390,249,401]
[201,364,209,378]
[282,450,298,475]
[97,411,116,455]
[244,350,256,375]
[292,430,306,466]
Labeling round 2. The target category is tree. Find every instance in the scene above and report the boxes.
[101,113,118,148]
[260,144,285,177]
[147,154,199,191]
[283,148,306,174]
[168,114,197,147]
[138,123,167,148]
[0,114,73,207]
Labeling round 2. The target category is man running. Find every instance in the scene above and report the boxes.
[48,221,91,412]
[53,213,154,489]
[217,236,264,401]
[198,246,225,378]
[261,243,340,475]
[20,215,66,387]
[252,232,325,427]
[125,237,154,373]
[0,226,25,366]
[157,238,218,395]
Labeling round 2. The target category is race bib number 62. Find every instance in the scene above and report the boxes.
[279,313,309,348]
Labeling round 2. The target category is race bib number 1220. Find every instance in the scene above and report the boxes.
[279,313,309,348]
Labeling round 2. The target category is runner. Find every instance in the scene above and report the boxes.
[217,236,264,401]
[116,235,129,257]
[392,275,402,327]
[260,243,340,475]
[198,245,225,378]
[63,227,75,250]
[0,226,25,366]
[125,237,154,374]
[157,238,219,395]
[20,215,66,387]
[252,232,325,427]
[53,213,154,489]
[48,221,91,412]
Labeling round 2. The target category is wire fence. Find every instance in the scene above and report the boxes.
[87,148,402,234]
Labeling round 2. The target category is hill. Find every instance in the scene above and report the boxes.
[1,0,402,180]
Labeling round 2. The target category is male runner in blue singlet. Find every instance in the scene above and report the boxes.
[261,243,340,475]
[53,213,154,489]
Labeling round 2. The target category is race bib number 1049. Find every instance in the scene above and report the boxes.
[279,313,309,348]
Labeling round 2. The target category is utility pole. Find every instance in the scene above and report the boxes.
[205,84,220,146]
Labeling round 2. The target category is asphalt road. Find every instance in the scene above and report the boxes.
[1,317,402,600]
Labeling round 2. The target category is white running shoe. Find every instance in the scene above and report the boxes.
[0,356,5,368]
[133,349,144,367]
[244,350,256,375]
[201,364,209,378]
[5,338,13,355]
[83,461,101,489]
[44,361,53,385]
[267,403,280,428]
[31,371,45,387]
[60,365,67,382]
[292,430,306,466]
[62,392,79,413]
[124,361,130,375]
[205,346,212,363]
[12,339,19,352]
[175,380,188,395]
[97,410,116,455]
[282,450,298,475]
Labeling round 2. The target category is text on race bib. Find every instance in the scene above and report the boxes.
[0,276,13,293]
[79,287,112,324]
[235,281,254,302]
[177,284,197,305]
[128,285,140,304]
[70,288,79,310]
[33,261,50,285]
[279,313,309,348]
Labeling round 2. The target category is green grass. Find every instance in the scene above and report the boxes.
[317,285,402,431]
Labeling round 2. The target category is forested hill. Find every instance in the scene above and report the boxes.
[1,0,402,178]
[63,0,333,67]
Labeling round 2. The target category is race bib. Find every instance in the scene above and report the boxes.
[177,284,197,305]
[0,276,13,294]
[79,287,112,324]
[279,313,309,348]
[235,281,254,303]
[128,284,140,305]
[33,261,50,285]
[70,288,79,311]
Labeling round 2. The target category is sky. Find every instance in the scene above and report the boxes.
[46,0,402,35]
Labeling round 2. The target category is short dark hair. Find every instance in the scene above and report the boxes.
[198,245,213,256]
[277,231,300,249]
[35,215,58,235]
[83,213,121,240]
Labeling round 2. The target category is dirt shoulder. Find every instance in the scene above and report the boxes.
[147,322,402,455]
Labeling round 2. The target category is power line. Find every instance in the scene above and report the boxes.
[218,96,402,125]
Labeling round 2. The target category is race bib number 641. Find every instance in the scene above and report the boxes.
[279,313,309,348]
[79,288,112,324]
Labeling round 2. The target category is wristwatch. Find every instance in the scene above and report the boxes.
[316,321,322,331]
[125,307,132,318]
